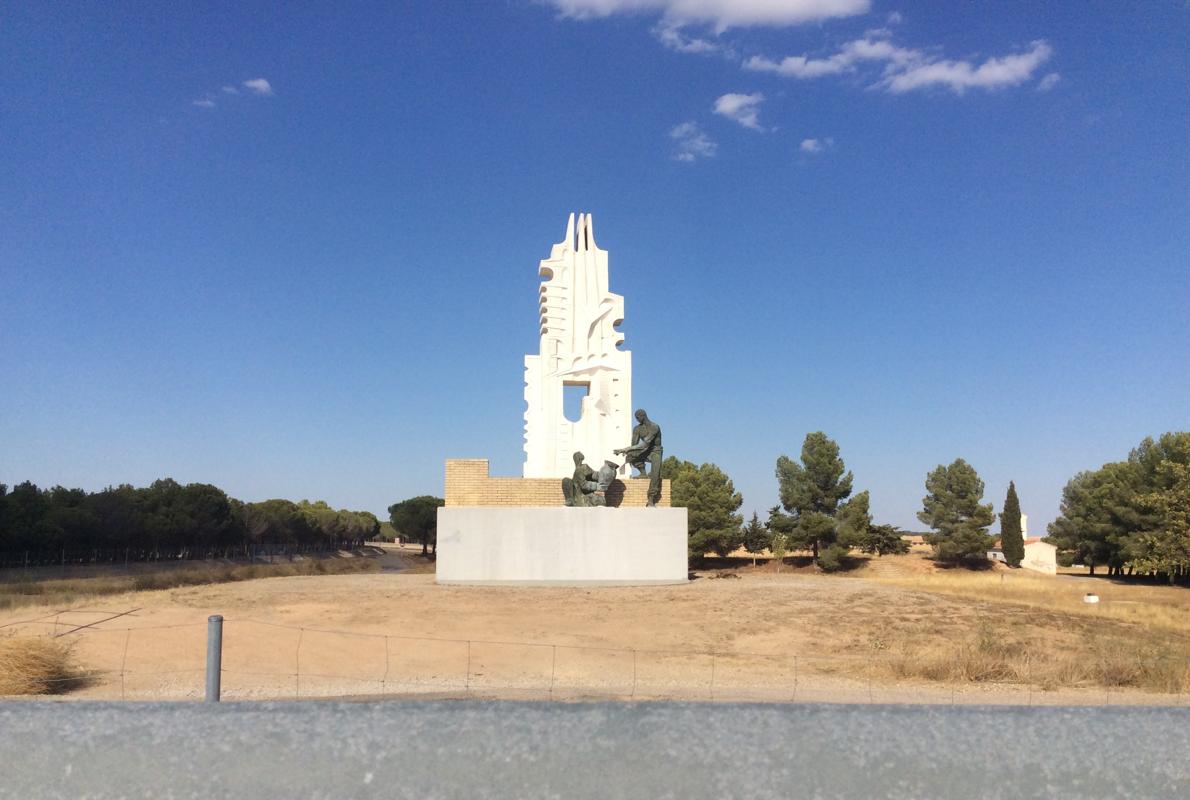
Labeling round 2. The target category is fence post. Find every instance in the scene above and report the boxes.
[549,645,557,700]
[628,647,637,700]
[120,629,131,701]
[206,615,223,702]
[709,654,716,702]
[868,654,874,703]
[382,636,390,696]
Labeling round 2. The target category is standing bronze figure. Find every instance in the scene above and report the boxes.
[615,408,663,507]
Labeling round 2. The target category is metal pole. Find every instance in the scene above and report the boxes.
[206,615,223,702]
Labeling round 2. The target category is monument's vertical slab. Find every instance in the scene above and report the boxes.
[523,213,632,478]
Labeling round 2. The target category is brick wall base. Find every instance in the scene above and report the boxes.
[445,459,671,508]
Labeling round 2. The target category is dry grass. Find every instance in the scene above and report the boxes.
[872,623,1190,693]
[832,554,1190,693]
[0,634,89,695]
[392,551,437,575]
[0,555,380,612]
[4,548,1185,700]
[864,563,1190,637]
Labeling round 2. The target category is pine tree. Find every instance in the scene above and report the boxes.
[836,491,873,550]
[861,524,910,556]
[1046,462,1139,575]
[822,491,873,572]
[665,458,744,562]
[388,495,444,555]
[1135,460,1190,584]
[741,512,769,566]
[1000,481,1024,567]
[1045,432,1190,577]
[775,432,854,564]
[917,459,995,565]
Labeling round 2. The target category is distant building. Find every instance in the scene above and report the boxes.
[988,534,1058,576]
[1021,538,1057,575]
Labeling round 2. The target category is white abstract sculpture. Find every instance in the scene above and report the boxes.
[523,213,632,478]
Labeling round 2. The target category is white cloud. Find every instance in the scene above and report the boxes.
[242,78,273,96]
[800,137,833,153]
[883,40,1052,94]
[747,36,1053,95]
[189,79,275,111]
[654,23,723,54]
[1037,71,1061,91]
[713,92,766,130]
[745,52,848,78]
[744,35,918,79]
[670,121,717,161]
[547,0,870,30]
[887,10,903,24]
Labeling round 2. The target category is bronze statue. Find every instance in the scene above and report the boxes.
[615,408,663,507]
[596,460,618,495]
[562,452,617,507]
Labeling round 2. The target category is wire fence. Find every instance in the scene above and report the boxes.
[4,611,1189,706]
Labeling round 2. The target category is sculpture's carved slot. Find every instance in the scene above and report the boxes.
[562,381,589,423]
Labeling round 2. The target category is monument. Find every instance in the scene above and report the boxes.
[523,213,631,479]
[436,213,688,585]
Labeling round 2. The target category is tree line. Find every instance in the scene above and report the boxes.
[20,429,1181,579]
[665,429,1189,581]
[387,495,443,556]
[1047,432,1190,582]
[664,436,1013,571]
[663,434,910,572]
[0,479,380,562]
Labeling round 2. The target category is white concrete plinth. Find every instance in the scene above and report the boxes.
[436,507,688,585]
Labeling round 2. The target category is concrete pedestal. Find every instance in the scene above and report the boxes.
[436,507,688,585]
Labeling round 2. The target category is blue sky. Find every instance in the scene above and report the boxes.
[2,1,1188,533]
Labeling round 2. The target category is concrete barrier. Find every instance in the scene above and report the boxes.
[436,506,688,585]
[1,701,1187,799]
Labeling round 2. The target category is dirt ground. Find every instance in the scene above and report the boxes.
[1,546,1187,705]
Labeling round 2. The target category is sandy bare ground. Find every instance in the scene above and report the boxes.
[1,551,1187,705]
